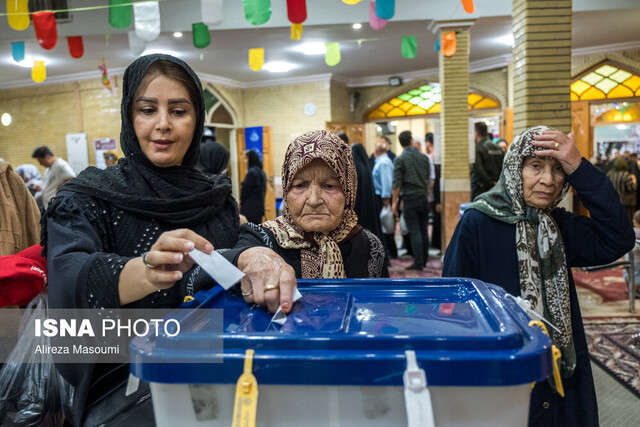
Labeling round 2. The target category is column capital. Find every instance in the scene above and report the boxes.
[428,19,475,34]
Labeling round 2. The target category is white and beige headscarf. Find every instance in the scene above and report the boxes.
[262,130,360,278]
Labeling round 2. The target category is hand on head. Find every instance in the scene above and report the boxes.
[532,130,582,175]
[237,247,297,314]
[143,229,213,289]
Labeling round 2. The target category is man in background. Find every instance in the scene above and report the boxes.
[31,146,76,208]
[373,140,397,258]
[470,122,503,200]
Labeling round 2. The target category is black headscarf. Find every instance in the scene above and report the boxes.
[44,54,232,228]
[197,141,230,175]
[246,150,263,170]
[350,143,384,243]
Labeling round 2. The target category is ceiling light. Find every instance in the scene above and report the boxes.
[352,23,362,30]
[12,56,49,68]
[173,32,183,38]
[1,113,11,127]
[498,34,514,46]
[296,42,327,55]
[141,48,181,57]
[263,61,295,73]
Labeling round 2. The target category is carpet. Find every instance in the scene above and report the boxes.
[584,319,640,399]
[388,256,443,278]
[572,267,629,302]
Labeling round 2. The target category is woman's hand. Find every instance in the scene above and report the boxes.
[532,130,582,175]
[237,247,297,314]
[143,229,214,290]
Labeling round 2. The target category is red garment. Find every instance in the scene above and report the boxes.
[0,244,47,307]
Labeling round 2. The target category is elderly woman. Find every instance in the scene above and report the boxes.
[42,54,294,426]
[225,130,388,294]
[443,127,635,427]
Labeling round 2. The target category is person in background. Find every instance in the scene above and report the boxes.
[225,130,388,280]
[0,161,40,256]
[196,127,230,176]
[240,150,267,224]
[392,130,431,270]
[497,139,508,154]
[470,122,503,200]
[31,146,76,208]
[607,157,637,222]
[103,150,119,166]
[370,135,397,165]
[15,163,43,197]
[373,140,397,258]
[624,210,640,293]
[444,126,634,427]
[425,133,441,254]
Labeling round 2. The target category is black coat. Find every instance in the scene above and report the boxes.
[240,166,266,224]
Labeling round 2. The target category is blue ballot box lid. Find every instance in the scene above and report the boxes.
[130,278,553,387]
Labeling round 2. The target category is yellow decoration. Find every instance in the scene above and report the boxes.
[7,0,29,31]
[342,0,363,4]
[249,48,264,71]
[32,60,46,83]
[571,63,640,101]
[291,23,303,40]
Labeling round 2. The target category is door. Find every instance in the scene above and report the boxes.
[236,127,276,221]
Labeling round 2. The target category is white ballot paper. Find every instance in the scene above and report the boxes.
[189,249,245,290]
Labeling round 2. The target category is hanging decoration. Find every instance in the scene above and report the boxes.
[287,0,306,24]
[67,36,84,58]
[401,36,417,59]
[32,12,57,50]
[192,23,211,48]
[442,31,456,57]
[7,0,29,31]
[462,0,475,14]
[325,42,341,66]
[375,0,394,20]
[32,60,46,83]
[202,0,224,26]
[291,23,303,40]
[249,48,264,71]
[128,31,146,56]
[98,58,114,94]
[342,0,363,3]
[369,2,387,30]
[243,0,271,26]
[134,1,160,42]
[109,0,132,29]
[11,42,25,63]
[434,38,441,52]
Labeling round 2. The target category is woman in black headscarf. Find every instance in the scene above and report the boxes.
[349,142,385,246]
[240,150,267,223]
[42,54,295,426]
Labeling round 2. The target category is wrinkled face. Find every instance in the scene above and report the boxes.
[287,159,346,235]
[522,156,565,209]
[132,73,196,167]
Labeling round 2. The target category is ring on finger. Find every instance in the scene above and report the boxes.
[242,291,254,297]
[264,284,279,292]
[553,142,560,150]
[141,251,156,269]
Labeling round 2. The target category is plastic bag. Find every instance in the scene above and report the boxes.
[0,290,74,427]
[379,205,395,234]
[399,213,409,236]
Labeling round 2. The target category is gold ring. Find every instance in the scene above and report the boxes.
[264,284,279,292]
[553,142,559,150]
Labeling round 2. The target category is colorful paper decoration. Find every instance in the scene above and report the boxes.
[11,42,25,63]
[434,38,441,52]
[375,0,394,20]
[369,2,387,30]
[109,0,132,29]
[192,23,211,48]
[134,1,160,42]
[287,0,306,24]
[325,42,341,67]
[128,31,146,56]
[98,58,114,94]
[291,23,303,40]
[401,36,417,59]
[249,48,264,71]
[32,12,57,50]
[243,0,271,26]
[462,0,475,14]
[67,36,84,58]
[442,32,456,57]
[7,0,29,31]
[342,0,363,4]
[32,60,46,83]
[202,0,224,26]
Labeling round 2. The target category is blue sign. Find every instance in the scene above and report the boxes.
[244,127,263,160]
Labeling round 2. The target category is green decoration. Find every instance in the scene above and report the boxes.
[203,89,218,114]
[243,0,272,26]
[325,42,341,67]
[401,36,417,59]
[192,23,211,49]
[109,0,132,29]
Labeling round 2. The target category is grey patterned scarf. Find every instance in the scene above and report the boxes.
[470,126,576,378]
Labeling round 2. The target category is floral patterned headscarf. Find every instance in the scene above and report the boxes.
[262,130,360,278]
[470,126,576,378]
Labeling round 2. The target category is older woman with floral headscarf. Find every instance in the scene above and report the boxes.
[443,127,634,427]
[225,130,388,297]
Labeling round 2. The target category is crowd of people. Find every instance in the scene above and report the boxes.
[0,53,636,427]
